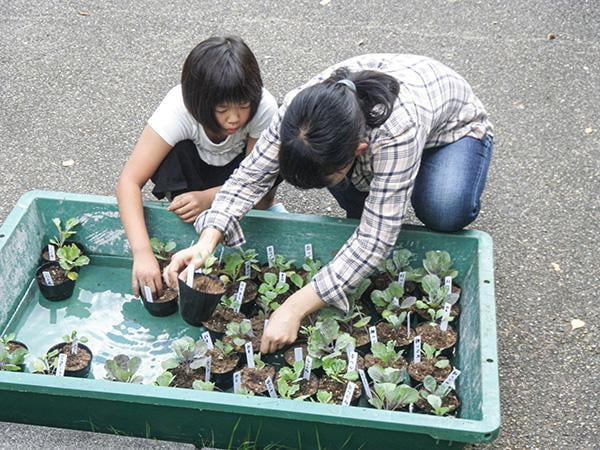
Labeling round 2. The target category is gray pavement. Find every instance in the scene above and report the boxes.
[1,0,599,448]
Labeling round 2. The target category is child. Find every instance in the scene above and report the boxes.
[116,36,279,297]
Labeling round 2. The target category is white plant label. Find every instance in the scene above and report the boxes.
[368,326,378,344]
[42,271,54,286]
[143,285,153,303]
[47,244,56,261]
[278,272,287,284]
[406,312,411,337]
[55,353,67,377]
[440,302,452,332]
[265,376,278,398]
[244,261,251,277]
[234,281,247,313]
[444,276,453,292]
[294,347,303,362]
[347,351,358,372]
[186,263,195,288]
[266,245,275,268]
[341,382,356,406]
[358,369,372,399]
[413,336,422,363]
[233,370,241,393]
[205,356,212,382]
[442,368,461,389]
[201,331,214,350]
[397,271,406,288]
[304,243,313,259]
[218,247,224,265]
[303,355,313,381]
[70,340,79,355]
[243,319,254,337]
[409,403,414,413]
[245,342,255,369]
[345,343,354,359]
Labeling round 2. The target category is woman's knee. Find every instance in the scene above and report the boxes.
[412,195,480,232]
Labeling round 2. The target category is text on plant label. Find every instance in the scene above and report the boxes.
[244,261,251,277]
[47,244,56,261]
[265,376,277,398]
[406,312,411,337]
[440,302,452,332]
[55,353,67,377]
[294,347,303,362]
[303,355,313,380]
[71,340,79,355]
[233,371,241,393]
[444,276,452,292]
[205,356,212,382]
[345,343,354,359]
[201,331,214,350]
[358,369,372,399]
[397,271,406,288]
[442,368,461,389]
[341,382,356,406]
[368,326,378,344]
[278,272,286,283]
[234,281,246,313]
[42,271,54,286]
[266,245,275,268]
[304,243,313,259]
[413,336,421,363]
[245,342,255,368]
[347,351,358,372]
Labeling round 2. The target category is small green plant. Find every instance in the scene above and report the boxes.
[287,270,305,290]
[150,237,176,261]
[422,251,458,279]
[304,319,355,368]
[0,343,27,372]
[154,371,175,387]
[367,366,406,384]
[371,341,405,368]
[161,336,209,371]
[237,386,256,396]
[104,354,143,383]
[315,390,334,404]
[379,248,423,281]
[276,360,309,400]
[256,272,289,317]
[417,274,459,310]
[0,333,16,346]
[302,257,323,282]
[420,343,450,369]
[271,255,296,273]
[201,254,218,275]
[252,353,266,370]
[368,382,419,411]
[420,375,453,416]
[49,217,80,248]
[322,357,358,384]
[213,339,234,357]
[57,244,90,281]
[219,252,250,284]
[192,380,215,391]
[371,282,413,312]
[62,330,88,345]
[30,349,59,374]
[381,310,409,329]
[318,279,372,333]
[225,320,254,348]
[220,294,239,311]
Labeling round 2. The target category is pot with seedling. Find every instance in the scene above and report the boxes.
[150,237,176,270]
[223,320,261,353]
[297,256,322,285]
[46,330,93,377]
[41,217,85,263]
[370,281,417,317]
[160,336,210,388]
[414,274,460,322]
[303,319,356,370]
[202,297,245,341]
[414,312,457,353]
[237,248,261,281]
[220,252,257,315]
[0,334,28,372]
[30,349,60,375]
[192,380,216,391]
[375,309,416,348]
[422,250,461,297]
[367,366,419,411]
[178,254,226,326]
[208,340,241,389]
[239,353,276,396]
[154,371,176,387]
[416,375,460,416]
[318,357,362,405]
[372,248,423,294]
[105,354,143,383]
[260,254,295,287]
[407,342,452,383]
[275,359,319,400]
[364,340,407,371]
[257,272,290,310]
[36,243,90,301]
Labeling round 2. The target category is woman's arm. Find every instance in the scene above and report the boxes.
[116,125,173,295]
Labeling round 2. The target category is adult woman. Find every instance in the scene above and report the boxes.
[164,54,493,353]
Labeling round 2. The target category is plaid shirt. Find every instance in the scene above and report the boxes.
[195,54,493,312]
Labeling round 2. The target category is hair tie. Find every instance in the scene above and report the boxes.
[336,79,356,93]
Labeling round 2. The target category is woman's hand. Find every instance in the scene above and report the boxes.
[131,249,163,297]
[168,191,214,223]
[260,284,327,353]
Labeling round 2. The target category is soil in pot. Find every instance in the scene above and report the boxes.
[170,361,206,388]
[202,305,245,335]
[36,262,76,301]
[275,371,319,399]
[407,357,452,383]
[415,323,457,350]
[416,391,460,415]
[318,377,362,405]
[376,322,415,347]
[240,365,276,395]
[350,327,371,352]
[142,287,178,317]
[283,344,308,366]
[364,353,407,371]
[208,348,240,388]
[7,341,28,371]
[48,342,93,377]
[222,333,262,354]
[179,274,226,326]
[225,280,258,315]
[371,272,392,291]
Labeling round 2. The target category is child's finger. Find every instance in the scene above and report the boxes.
[172,202,195,216]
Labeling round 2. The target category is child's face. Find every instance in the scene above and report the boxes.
[215,102,251,135]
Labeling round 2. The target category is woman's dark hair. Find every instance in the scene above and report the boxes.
[279,67,399,189]
[181,36,263,134]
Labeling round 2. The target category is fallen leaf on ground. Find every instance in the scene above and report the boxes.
[357,40,365,46]
[584,127,594,135]
[62,159,75,167]
[570,319,585,331]
[320,0,331,5]
[547,33,557,40]
[78,11,90,16]
[551,262,561,272]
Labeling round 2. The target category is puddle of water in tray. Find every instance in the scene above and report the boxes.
[4,256,203,382]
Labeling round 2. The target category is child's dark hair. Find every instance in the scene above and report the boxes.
[181,36,263,134]
[279,67,399,189]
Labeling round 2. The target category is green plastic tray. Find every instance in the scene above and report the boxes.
[0,191,500,449]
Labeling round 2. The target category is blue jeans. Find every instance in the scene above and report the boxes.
[327,135,494,232]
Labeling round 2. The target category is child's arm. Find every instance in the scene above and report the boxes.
[116,125,172,295]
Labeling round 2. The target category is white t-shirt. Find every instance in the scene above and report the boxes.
[148,85,278,166]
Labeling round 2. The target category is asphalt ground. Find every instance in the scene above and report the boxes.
[1,0,599,448]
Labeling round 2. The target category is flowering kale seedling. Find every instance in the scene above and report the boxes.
[150,237,176,261]
[371,282,414,313]
[161,336,209,371]
[367,366,406,384]
[420,375,453,416]
[225,320,254,348]
[420,343,450,369]
[422,251,458,279]
[213,339,234,357]
[315,390,334,404]
[237,386,256,396]
[220,294,239,311]
[317,279,372,332]
[381,310,409,329]
[257,273,289,317]
[304,319,355,368]
[322,357,358,384]
[0,345,27,372]
[302,257,323,283]
[154,371,175,387]
[368,382,419,411]
[371,341,405,368]
[62,330,88,345]
[49,217,80,248]
[271,255,296,273]
[30,349,60,374]
[219,252,250,284]
[104,354,143,383]
[192,380,215,391]
[417,274,459,310]
[201,254,219,275]
[57,244,90,281]
[287,270,305,290]
[379,248,424,282]
[251,353,266,370]
[276,360,309,400]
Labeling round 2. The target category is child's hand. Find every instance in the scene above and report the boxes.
[132,249,163,297]
[163,244,209,288]
[168,191,211,223]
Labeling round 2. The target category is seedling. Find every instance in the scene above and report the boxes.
[30,349,60,374]
[315,390,334,404]
[381,310,409,329]
[200,254,218,275]
[371,282,413,313]
[192,380,215,391]
[379,248,423,282]
[301,257,323,283]
[371,341,405,368]
[213,339,234,357]
[150,237,176,261]
[367,366,406,384]
[104,354,143,383]
[318,279,372,333]
[0,345,27,372]
[417,274,459,310]
[368,382,419,411]
[0,333,16,346]
[257,273,289,317]
[287,270,305,290]
[270,255,296,273]
[62,330,88,345]
[322,357,358,384]
[49,217,80,249]
[420,343,450,369]
[219,252,250,284]
[276,360,309,400]
[220,294,239,311]
[420,375,453,416]
[422,251,458,279]
[251,353,266,370]
[154,371,175,387]
[161,336,209,371]
[57,244,90,281]
[304,319,355,368]
[225,320,254,348]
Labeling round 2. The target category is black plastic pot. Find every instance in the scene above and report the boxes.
[47,342,93,378]
[36,262,76,301]
[41,241,86,263]
[178,275,225,326]
[7,340,29,372]
[141,289,178,317]
[212,355,241,390]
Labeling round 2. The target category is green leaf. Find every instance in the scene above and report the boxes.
[427,394,442,410]
[434,359,450,369]
[353,316,370,328]
[264,272,277,285]
[164,241,176,253]
[421,274,441,295]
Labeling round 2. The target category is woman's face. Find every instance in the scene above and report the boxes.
[215,101,251,135]
[324,142,368,187]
